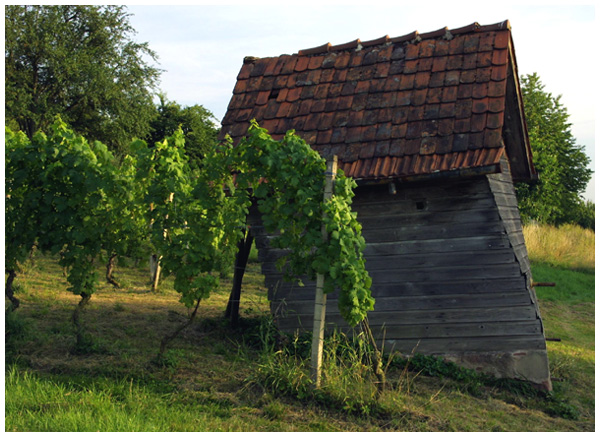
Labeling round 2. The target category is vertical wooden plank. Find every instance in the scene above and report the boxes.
[311,156,337,387]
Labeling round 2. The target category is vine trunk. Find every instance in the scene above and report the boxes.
[72,292,92,349]
[158,298,202,360]
[5,269,20,311]
[105,253,120,288]
[361,317,386,395]
[225,230,254,328]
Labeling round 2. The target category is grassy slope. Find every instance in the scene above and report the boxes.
[525,224,595,425]
[530,263,595,426]
[5,226,595,431]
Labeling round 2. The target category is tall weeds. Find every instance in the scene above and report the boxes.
[523,223,594,272]
[245,324,393,416]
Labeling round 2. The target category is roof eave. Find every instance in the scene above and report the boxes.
[355,163,502,186]
[503,36,537,183]
[353,163,503,186]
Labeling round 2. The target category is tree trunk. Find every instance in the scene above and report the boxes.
[158,298,201,360]
[72,292,92,349]
[106,253,120,288]
[361,317,386,395]
[5,269,20,311]
[225,230,254,328]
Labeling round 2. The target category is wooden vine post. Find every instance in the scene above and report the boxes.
[150,192,174,291]
[311,155,338,388]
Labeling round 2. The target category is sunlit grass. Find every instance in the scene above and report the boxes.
[531,263,594,303]
[523,223,594,272]
[5,242,595,432]
[4,366,296,432]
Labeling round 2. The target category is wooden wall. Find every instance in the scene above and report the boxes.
[250,158,548,359]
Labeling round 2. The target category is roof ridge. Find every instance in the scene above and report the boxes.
[297,20,510,57]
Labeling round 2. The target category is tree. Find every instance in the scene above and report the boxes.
[147,95,220,168]
[5,5,160,154]
[516,73,592,226]
[571,199,595,231]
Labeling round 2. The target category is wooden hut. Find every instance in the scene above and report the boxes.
[219,20,551,390]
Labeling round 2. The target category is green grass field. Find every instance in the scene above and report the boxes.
[4,224,595,431]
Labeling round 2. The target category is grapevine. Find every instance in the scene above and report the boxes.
[135,129,250,358]
[233,121,374,326]
[6,117,374,359]
[5,119,122,349]
[5,128,42,310]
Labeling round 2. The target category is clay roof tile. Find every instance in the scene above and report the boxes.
[330,39,361,52]
[361,35,390,48]
[298,42,331,56]
[221,20,533,181]
[390,31,419,44]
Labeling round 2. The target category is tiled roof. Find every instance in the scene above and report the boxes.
[220,20,536,182]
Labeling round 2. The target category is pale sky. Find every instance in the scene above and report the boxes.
[127,3,596,201]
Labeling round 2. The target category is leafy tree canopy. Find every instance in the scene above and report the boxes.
[516,73,593,227]
[147,95,220,168]
[5,5,160,154]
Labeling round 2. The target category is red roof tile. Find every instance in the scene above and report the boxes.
[220,20,535,181]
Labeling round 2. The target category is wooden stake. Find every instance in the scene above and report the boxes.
[150,192,174,292]
[311,156,337,388]
[152,256,162,291]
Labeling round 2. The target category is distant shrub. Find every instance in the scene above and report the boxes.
[572,200,595,231]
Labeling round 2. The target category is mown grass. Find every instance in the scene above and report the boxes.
[5,224,595,431]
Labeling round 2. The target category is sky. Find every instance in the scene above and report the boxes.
[126,3,596,201]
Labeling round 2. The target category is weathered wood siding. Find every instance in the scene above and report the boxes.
[488,156,544,321]
[250,161,547,358]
